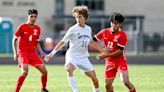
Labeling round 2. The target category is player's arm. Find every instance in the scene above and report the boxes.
[12,36,18,61]
[44,41,65,62]
[50,40,65,55]
[97,45,124,60]
[44,28,71,62]
[36,41,45,57]
[106,48,123,56]
[89,39,107,53]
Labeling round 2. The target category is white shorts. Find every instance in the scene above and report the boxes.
[65,57,94,72]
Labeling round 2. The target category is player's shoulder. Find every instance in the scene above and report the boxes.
[68,25,75,32]
[18,23,26,27]
[16,23,27,30]
[68,23,82,31]
[34,24,40,29]
[33,24,41,32]
[66,25,76,34]
[85,24,91,29]
[119,30,126,35]
[100,28,110,33]
[118,30,127,39]
[69,24,76,30]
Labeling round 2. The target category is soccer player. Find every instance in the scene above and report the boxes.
[12,9,48,92]
[93,13,136,92]
[44,6,106,92]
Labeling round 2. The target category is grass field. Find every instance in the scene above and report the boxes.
[0,64,164,92]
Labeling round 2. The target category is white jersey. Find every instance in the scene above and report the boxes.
[61,23,92,60]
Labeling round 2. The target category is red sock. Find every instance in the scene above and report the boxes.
[41,75,47,89]
[129,87,136,92]
[15,75,26,92]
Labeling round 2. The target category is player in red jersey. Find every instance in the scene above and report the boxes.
[12,9,48,92]
[93,13,136,92]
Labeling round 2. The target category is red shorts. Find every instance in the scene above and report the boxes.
[104,59,128,79]
[18,52,44,67]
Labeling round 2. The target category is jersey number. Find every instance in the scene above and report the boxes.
[29,35,33,42]
[107,41,113,49]
[82,41,87,47]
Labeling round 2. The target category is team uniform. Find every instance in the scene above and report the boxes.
[14,23,43,67]
[61,23,94,72]
[95,28,128,78]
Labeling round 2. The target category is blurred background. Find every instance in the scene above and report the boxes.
[0,0,164,63]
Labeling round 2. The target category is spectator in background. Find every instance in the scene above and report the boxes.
[43,37,54,54]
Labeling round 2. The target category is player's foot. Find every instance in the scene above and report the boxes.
[41,88,49,92]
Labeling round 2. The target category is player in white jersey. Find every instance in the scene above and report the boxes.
[44,6,106,92]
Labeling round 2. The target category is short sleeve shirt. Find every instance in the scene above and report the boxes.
[61,23,92,59]
[95,28,127,61]
[14,23,41,52]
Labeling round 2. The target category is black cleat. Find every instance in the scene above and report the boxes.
[41,88,49,92]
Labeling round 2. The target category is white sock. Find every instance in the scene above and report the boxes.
[68,76,78,92]
[93,88,100,92]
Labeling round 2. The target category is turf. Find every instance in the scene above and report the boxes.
[0,64,164,92]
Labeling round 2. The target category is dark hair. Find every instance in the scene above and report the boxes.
[28,9,38,15]
[110,12,124,23]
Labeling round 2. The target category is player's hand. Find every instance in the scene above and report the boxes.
[101,48,109,54]
[40,52,46,58]
[13,53,18,61]
[96,53,107,61]
[44,53,53,62]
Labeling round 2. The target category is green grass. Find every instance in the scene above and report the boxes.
[0,64,164,92]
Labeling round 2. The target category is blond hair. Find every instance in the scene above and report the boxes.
[72,5,89,20]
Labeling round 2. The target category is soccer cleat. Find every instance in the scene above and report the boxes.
[41,88,49,92]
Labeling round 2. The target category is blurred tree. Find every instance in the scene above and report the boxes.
[151,33,161,51]
[143,34,151,51]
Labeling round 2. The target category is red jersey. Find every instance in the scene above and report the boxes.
[14,23,41,52]
[95,28,127,62]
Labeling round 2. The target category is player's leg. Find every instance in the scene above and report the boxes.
[35,64,48,92]
[65,62,78,92]
[85,70,100,92]
[31,52,48,92]
[104,62,117,92]
[119,70,136,92]
[15,64,28,92]
[78,58,100,92]
[118,60,136,92]
[105,78,114,92]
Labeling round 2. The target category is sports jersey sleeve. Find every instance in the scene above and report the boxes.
[117,32,127,48]
[89,26,92,40]
[14,25,22,38]
[36,27,41,41]
[61,28,73,43]
[94,29,105,41]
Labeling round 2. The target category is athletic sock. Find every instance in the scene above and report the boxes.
[41,75,47,89]
[93,88,100,92]
[15,75,26,92]
[129,87,136,92]
[68,76,78,92]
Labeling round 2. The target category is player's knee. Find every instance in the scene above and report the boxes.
[66,68,73,73]
[123,80,130,87]
[21,71,28,77]
[105,82,112,89]
[65,66,74,72]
